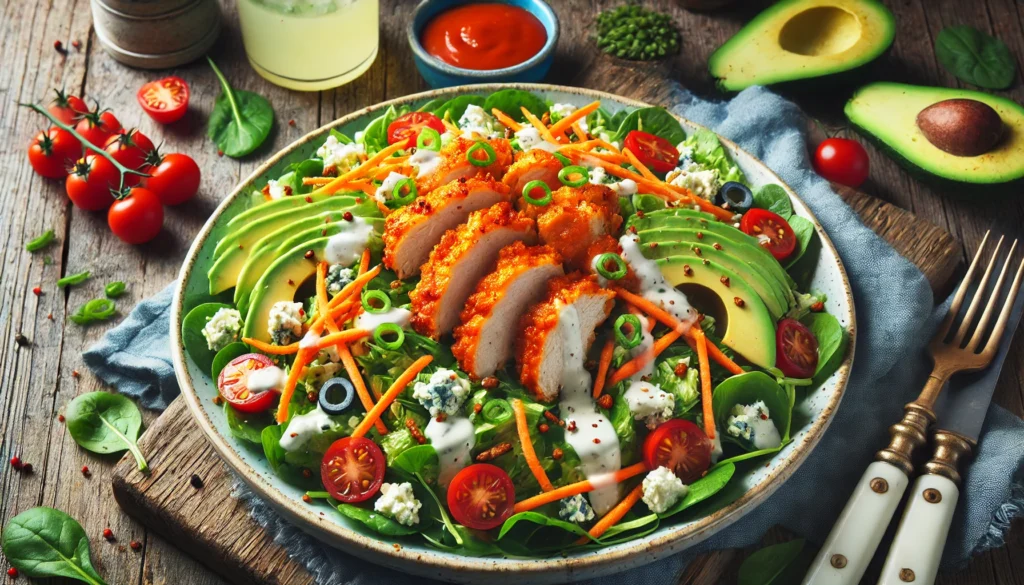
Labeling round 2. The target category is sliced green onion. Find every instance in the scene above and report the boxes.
[57,270,91,288]
[482,399,513,425]
[25,230,55,252]
[558,165,589,187]
[361,290,392,314]
[552,152,572,167]
[390,177,417,206]
[373,323,405,350]
[614,314,643,349]
[105,281,127,298]
[522,180,552,206]
[595,253,627,281]
[70,298,116,325]
[466,141,497,167]
[417,128,442,152]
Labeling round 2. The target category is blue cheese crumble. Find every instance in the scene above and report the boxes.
[316,135,364,173]
[326,264,355,295]
[458,104,502,139]
[725,401,782,450]
[265,179,289,200]
[202,307,242,352]
[373,482,421,526]
[558,494,595,524]
[623,381,675,429]
[268,301,304,345]
[412,368,471,417]
[666,161,719,201]
[642,466,688,514]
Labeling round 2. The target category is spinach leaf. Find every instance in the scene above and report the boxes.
[433,95,486,122]
[614,107,687,146]
[498,511,591,541]
[181,302,235,375]
[417,97,447,113]
[211,341,248,380]
[784,215,816,269]
[1,507,107,584]
[359,105,406,155]
[804,312,848,385]
[224,401,272,444]
[594,512,660,544]
[337,503,419,536]
[936,26,1016,89]
[392,444,439,481]
[65,392,148,472]
[261,424,288,472]
[657,462,736,518]
[752,184,793,219]
[280,159,325,195]
[482,89,548,123]
[632,193,668,214]
[712,372,793,449]
[738,539,805,585]
[206,58,274,158]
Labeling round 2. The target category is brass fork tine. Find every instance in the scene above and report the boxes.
[952,235,1004,347]
[981,254,1024,358]
[939,230,991,341]
[968,239,1018,352]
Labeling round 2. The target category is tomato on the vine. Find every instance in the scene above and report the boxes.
[104,129,154,174]
[740,208,797,261]
[65,154,119,210]
[321,437,386,503]
[813,138,869,188]
[137,76,190,124]
[47,90,87,125]
[643,419,712,483]
[776,318,819,379]
[387,111,446,148]
[74,109,121,148]
[446,463,516,530]
[142,152,200,205]
[108,187,164,244]
[217,353,279,413]
[28,127,82,178]
[623,130,679,174]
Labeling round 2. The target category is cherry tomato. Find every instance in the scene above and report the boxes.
[387,111,446,148]
[643,419,712,483]
[108,187,164,244]
[143,153,201,205]
[137,76,190,124]
[813,138,869,188]
[740,208,797,261]
[65,154,119,210]
[28,127,82,178]
[47,90,88,125]
[104,129,155,173]
[75,109,121,148]
[217,353,279,413]
[775,318,819,379]
[321,437,386,503]
[446,463,515,530]
[623,130,679,174]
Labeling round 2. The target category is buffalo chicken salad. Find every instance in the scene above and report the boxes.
[183,89,848,556]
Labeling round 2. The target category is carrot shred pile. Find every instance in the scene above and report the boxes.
[352,355,433,439]
[577,484,645,543]
[694,326,716,440]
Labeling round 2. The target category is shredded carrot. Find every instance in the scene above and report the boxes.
[339,343,387,434]
[491,108,523,132]
[358,248,371,275]
[577,484,645,544]
[374,164,415,181]
[548,101,600,138]
[316,262,339,334]
[520,106,561,144]
[313,328,369,350]
[315,142,406,195]
[325,265,380,311]
[513,462,648,514]
[592,340,615,398]
[441,116,460,134]
[694,327,716,439]
[276,348,315,423]
[571,121,589,143]
[302,177,332,186]
[352,355,433,438]
[513,399,554,492]
[623,148,658,182]
[576,149,628,165]
[242,337,299,355]
[607,327,685,386]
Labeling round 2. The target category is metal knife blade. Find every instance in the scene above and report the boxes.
[934,284,1024,441]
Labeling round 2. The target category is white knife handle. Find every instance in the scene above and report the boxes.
[802,461,910,585]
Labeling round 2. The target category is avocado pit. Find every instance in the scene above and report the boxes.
[916,98,1004,157]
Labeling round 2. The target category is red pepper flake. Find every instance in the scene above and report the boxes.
[321,229,328,237]
[129,540,142,550]
[217,150,224,157]
[473,402,483,414]
[58,414,65,422]
[301,468,313,479]
[592,438,601,444]
[552,448,563,460]
[538,423,550,433]
[81,465,90,476]
[212,395,224,405]
[636,210,645,219]
[390,280,402,290]
[734,297,745,308]
[72,370,80,378]
[7,567,17,578]
[674,362,688,377]
[72,39,82,50]
[302,494,313,503]
[304,250,315,259]
[720,276,730,287]
[102,528,114,541]
[811,300,825,312]
[47,313,53,321]
[10,456,22,470]
[648,242,658,249]
[760,413,768,420]
[696,232,704,240]
[435,412,448,423]
[692,246,702,257]
[683,264,693,277]
[54,40,65,53]
[405,418,426,444]
[287,279,295,285]
[481,376,499,389]
[305,195,313,203]
[597,394,613,409]
[713,242,722,250]
[566,420,577,432]
[284,186,293,197]
[343,211,354,222]
[628,225,638,235]
[355,197,363,204]
[288,119,296,127]
[32,286,41,296]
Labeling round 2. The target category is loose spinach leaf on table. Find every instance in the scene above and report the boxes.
[65,392,148,472]
[752,184,793,219]
[935,25,1016,89]
[614,106,687,146]
[1,507,108,584]
[337,503,420,536]
[738,538,806,585]
[482,89,548,123]
[207,57,274,157]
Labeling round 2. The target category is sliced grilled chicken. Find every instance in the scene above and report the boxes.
[516,273,615,402]
[416,137,514,195]
[535,184,623,269]
[453,242,564,378]
[383,177,511,279]
[410,202,537,338]
[503,149,564,202]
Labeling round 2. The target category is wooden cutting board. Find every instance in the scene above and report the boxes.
[111,56,961,585]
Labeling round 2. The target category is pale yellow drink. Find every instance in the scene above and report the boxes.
[238,0,379,91]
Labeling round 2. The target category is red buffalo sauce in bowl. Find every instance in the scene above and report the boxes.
[420,3,548,71]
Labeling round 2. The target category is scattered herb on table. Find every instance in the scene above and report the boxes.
[596,5,680,61]
[44,255,54,265]
[0,507,109,584]
[65,391,149,472]
[737,538,806,585]
[69,298,117,325]
[935,25,1016,89]
[207,57,274,158]
[25,229,56,252]
[57,270,91,288]
[104,281,126,298]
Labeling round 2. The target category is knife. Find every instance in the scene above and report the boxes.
[876,283,1024,585]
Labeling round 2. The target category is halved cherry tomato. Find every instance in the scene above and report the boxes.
[74,109,121,148]
[108,187,164,245]
[446,463,515,530]
[623,130,679,174]
[48,90,87,125]
[28,127,82,178]
[776,318,819,379]
[387,111,446,148]
[65,154,119,210]
[321,437,386,503]
[143,152,201,205]
[104,129,155,174]
[740,208,797,261]
[217,353,280,413]
[813,138,869,188]
[643,419,712,483]
[137,76,190,124]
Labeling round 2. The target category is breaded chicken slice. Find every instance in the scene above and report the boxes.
[416,136,514,195]
[535,184,623,269]
[503,149,564,202]
[583,235,640,292]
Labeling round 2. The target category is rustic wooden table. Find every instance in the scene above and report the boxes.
[1,0,1021,583]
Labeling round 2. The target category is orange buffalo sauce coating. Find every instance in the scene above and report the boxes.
[420,3,547,71]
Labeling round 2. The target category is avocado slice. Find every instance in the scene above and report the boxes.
[708,0,895,91]
[657,256,776,368]
[225,188,365,229]
[846,82,1024,187]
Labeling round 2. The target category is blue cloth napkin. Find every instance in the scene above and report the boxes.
[84,85,1024,583]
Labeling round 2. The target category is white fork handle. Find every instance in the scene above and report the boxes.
[877,475,958,585]
[802,461,910,585]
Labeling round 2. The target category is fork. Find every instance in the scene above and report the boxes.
[803,231,1018,585]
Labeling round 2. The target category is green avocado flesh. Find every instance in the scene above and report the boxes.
[709,0,895,91]
[846,82,1024,186]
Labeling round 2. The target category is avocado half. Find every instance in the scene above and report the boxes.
[846,82,1024,188]
[709,0,895,91]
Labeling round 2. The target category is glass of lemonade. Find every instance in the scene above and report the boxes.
[238,0,379,91]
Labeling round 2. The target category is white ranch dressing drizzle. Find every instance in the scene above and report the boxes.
[556,304,621,515]
[424,415,475,485]
[279,406,334,452]
[354,307,412,332]
[374,172,410,204]
[324,216,375,265]
[409,148,442,178]
[248,365,286,393]
[619,235,697,328]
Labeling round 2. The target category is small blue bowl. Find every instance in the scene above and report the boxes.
[408,0,559,88]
